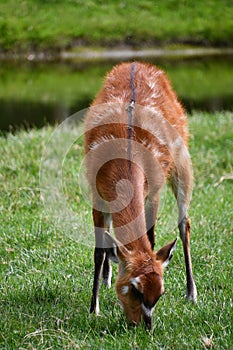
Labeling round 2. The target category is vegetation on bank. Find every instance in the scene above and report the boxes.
[1,112,233,348]
[0,0,232,52]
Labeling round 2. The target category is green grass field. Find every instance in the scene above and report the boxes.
[0,0,232,51]
[1,111,233,349]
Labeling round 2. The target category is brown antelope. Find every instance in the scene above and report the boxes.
[84,62,197,330]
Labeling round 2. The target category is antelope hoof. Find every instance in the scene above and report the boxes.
[187,283,197,303]
[89,298,100,315]
[102,278,111,288]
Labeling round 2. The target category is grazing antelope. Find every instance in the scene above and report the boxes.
[84,62,197,330]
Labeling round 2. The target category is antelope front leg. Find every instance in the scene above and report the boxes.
[102,215,112,288]
[145,194,159,251]
[178,215,197,303]
[90,245,106,315]
[90,210,106,315]
[102,252,112,288]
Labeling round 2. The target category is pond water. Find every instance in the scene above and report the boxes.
[0,55,232,132]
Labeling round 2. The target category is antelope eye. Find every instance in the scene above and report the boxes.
[131,284,143,301]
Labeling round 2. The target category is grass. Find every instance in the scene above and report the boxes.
[0,0,232,51]
[0,111,233,349]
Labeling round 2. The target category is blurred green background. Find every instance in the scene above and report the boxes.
[0,0,232,132]
[0,0,232,51]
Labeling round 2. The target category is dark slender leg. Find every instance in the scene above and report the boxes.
[169,166,197,303]
[145,195,159,250]
[102,252,112,288]
[102,215,112,287]
[178,216,197,302]
[146,226,155,251]
[90,246,106,314]
[89,209,106,315]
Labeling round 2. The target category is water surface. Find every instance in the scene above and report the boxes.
[0,56,232,132]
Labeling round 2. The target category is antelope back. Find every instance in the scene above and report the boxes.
[85,62,188,192]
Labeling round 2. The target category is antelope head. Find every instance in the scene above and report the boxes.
[106,233,177,330]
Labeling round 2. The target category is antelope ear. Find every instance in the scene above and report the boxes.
[155,238,178,268]
[104,231,130,264]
